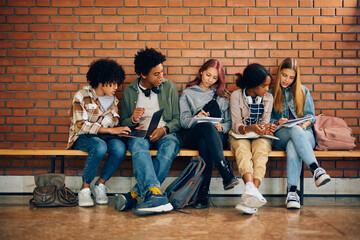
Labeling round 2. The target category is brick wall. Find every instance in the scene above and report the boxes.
[0,0,359,176]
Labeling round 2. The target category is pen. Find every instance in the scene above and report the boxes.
[200,108,209,117]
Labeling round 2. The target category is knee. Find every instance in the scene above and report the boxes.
[231,139,249,152]
[90,139,108,157]
[109,140,127,158]
[289,125,305,136]
[198,122,217,133]
[166,135,180,149]
[253,139,272,151]
[128,139,149,153]
[286,140,295,151]
[160,135,180,155]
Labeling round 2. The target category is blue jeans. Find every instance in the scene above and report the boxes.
[73,134,127,184]
[273,125,318,191]
[127,133,180,199]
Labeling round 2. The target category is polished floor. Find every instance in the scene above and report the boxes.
[0,195,359,240]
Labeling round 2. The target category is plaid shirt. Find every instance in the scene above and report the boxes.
[245,92,264,125]
[67,86,120,149]
[246,102,264,125]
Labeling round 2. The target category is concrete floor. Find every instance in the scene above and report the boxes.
[0,195,359,240]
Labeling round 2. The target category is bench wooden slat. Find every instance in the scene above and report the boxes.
[0,149,88,156]
[0,148,359,158]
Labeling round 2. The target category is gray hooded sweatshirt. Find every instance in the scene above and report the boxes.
[179,85,231,133]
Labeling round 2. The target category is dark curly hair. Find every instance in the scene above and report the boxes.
[86,59,126,88]
[134,47,166,76]
[235,63,272,89]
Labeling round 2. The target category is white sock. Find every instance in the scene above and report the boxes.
[245,182,256,189]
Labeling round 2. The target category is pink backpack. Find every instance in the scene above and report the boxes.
[314,114,356,151]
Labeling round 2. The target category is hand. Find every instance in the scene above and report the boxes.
[110,126,131,135]
[248,124,265,136]
[264,123,277,135]
[132,108,145,123]
[135,125,144,130]
[149,128,164,143]
[197,109,210,117]
[278,118,288,125]
[298,123,306,131]
[215,123,222,132]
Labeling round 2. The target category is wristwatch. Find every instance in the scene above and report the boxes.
[301,124,306,130]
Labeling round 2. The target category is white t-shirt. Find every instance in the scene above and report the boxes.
[136,84,166,129]
[98,95,115,111]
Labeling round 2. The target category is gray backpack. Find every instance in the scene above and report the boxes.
[165,156,206,209]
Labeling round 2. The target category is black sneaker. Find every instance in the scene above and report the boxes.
[216,160,240,190]
[313,167,331,187]
[114,192,137,212]
[193,186,209,209]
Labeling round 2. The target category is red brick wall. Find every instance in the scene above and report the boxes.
[0,0,359,176]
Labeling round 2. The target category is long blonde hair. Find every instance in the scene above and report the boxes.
[273,58,305,117]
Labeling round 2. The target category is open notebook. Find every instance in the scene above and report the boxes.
[230,131,280,140]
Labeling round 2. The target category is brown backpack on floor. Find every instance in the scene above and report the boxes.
[30,173,77,207]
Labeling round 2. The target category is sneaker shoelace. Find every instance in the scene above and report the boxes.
[96,184,109,198]
[314,167,325,180]
[149,187,162,198]
[286,192,299,203]
[80,188,91,197]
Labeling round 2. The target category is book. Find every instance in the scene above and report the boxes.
[230,131,280,140]
[275,115,314,131]
[188,116,222,128]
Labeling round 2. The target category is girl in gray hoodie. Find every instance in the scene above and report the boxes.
[179,59,239,209]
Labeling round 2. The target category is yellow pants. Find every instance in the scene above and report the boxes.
[229,133,272,183]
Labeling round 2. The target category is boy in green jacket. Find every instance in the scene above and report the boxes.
[115,47,180,216]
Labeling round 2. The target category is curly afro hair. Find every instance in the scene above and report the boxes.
[134,47,166,76]
[86,59,126,88]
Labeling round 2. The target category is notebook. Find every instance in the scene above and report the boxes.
[119,109,164,139]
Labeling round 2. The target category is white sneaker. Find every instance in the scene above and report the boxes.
[241,183,267,208]
[78,188,94,207]
[235,203,258,215]
[93,183,109,205]
[313,167,331,187]
[286,191,300,209]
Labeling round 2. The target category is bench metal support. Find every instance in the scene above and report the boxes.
[300,164,304,205]
[50,155,65,174]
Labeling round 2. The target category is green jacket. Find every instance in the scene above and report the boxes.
[121,77,180,134]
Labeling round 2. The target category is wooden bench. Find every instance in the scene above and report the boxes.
[1,148,359,204]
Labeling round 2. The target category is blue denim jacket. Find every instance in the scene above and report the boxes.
[269,85,316,127]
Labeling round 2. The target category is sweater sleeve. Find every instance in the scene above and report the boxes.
[71,93,101,135]
[220,98,232,133]
[230,90,244,134]
[120,86,137,128]
[179,92,194,129]
[164,82,181,133]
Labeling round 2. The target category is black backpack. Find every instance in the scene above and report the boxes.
[165,156,206,209]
